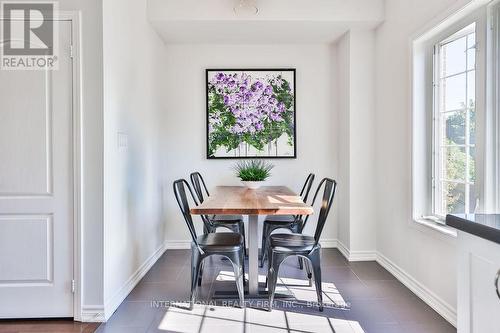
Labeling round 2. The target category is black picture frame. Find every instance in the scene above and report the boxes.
[206,68,297,159]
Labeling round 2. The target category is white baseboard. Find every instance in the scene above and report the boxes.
[336,240,377,261]
[376,251,457,327]
[349,250,377,261]
[319,238,338,248]
[165,240,191,249]
[80,305,105,322]
[336,240,350,259]
[102,241,168,321]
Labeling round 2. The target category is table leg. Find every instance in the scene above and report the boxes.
[248,214,259,296]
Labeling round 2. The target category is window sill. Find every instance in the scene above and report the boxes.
[413,218,458,238]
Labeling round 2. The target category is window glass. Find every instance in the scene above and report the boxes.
[434,23,476,215]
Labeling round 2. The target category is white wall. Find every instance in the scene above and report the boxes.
[349,30,376,254]
[334,30,377,258]
[161,44,338,246]
[374,0,475,320]
[336,33,351,250]
[102,0,167,318]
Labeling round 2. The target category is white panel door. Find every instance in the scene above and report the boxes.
[0,20,74,318]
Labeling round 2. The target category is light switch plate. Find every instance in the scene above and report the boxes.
[117,132,128,151]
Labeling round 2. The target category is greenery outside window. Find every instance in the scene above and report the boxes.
[432,23,477,216]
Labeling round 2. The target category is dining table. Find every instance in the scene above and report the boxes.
[190,185,314,297]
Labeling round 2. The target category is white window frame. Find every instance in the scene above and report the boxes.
[411,5,489,229]
[431,22,479,218]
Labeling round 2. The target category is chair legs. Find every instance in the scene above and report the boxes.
[304,257,313,287]
[266,251,279,311]
[260,223,271,267]
[190,248,245,310]
[228,251,245,308]
[197,260,204,286]
[267,248,323,312]
[309,250,323,311]
[267,248,289,311]
[238,221,247,258]
[190,249,202,310]
[298,257,304,270]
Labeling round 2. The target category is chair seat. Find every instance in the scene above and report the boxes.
[197,233,243,252]
[270,233,316,252]
[264,215,300,225]
[212,214,243,223]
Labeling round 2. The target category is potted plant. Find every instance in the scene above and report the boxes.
[234,160,274,190]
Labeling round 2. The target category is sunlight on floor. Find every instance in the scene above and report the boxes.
[280,276,350,308]
[156,271,361,333]
[157,304,364,333]
[215,270,350,309]
[215,269,270,284]
[214,270,240,282]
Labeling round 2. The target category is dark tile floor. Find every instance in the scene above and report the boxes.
[96,249,456,333]
[0,320,99,333]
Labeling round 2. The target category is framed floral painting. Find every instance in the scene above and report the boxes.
[206,69,296,159]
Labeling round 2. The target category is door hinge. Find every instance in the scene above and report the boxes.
[71,279,75,293]
[70,45,74,59]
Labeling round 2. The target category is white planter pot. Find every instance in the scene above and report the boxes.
[241,181,264,190]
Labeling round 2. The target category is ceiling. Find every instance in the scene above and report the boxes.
[148,0,385,44]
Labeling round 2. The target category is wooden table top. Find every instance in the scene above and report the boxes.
[190,186,314,216]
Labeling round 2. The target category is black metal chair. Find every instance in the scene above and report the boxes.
[190,172,247,257]
[266,178,337,312]
[173,179,245,309]
[260,173,315,268]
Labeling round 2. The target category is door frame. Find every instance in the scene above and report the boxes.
[2,10,83,320]
[63,11,84,322]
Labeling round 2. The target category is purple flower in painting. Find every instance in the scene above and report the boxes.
[209,72,293,137]
[277,102,286,113]
[230,106,240,116]
[244,91,253,102]
[251,81,264,92]
[215,72,225,81]
[264,85,273,95]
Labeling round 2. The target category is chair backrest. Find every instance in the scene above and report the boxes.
[302,178,337,247]
[299,173,315,203]
[173,179,202,248]
[190,172,210,203]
